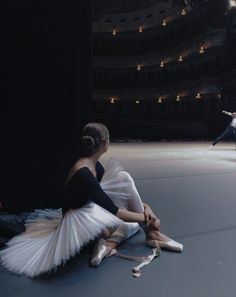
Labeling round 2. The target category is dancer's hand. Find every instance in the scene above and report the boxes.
[149,217,161,231]
[143,203,156,224]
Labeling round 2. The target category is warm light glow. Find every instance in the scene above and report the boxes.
[162,19,167,26]
[196,92,201,99]
[199,46,205,54]
[229,0,236,7]
[110,98,115,103]
[138,26,143,33]
[176,95,180,102]
[137,65,141,71]
[158,97,162,103]
[135,100,140,104]
[181,9,186,15]
[112,29,117,35]
[160,61,165,68]
[178,55,183,62]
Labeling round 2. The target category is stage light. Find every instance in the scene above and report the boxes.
[138,26,143,33]
[158,97,162,103]
[199,46,205,54]
[176,95,180,101]
[178,55,183,62]
[160,61,165,67]
[135,100,140,104]
[218,94,222,98]
[110,98,115,103]
[162,19,167,26]
[229,0,236,7]
[137,65,141,71]
[181,9,186,15]
[112,29,117,35]
[196,92,201,99]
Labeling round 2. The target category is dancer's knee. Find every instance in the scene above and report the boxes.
[118,171,134,184]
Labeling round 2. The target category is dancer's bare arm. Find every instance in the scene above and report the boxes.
[116,208,145,223]
[116,208,160,230]
[222,110,233,116]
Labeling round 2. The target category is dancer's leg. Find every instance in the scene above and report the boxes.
[107,222,140,245]
[91,171,145,267]
[117,171,144,212]
[93,170,183,261]
[211,126,232,146]
[117,171,183,252]
[90,223,140,267]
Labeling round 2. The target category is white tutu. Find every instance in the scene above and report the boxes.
[0,158,133,277]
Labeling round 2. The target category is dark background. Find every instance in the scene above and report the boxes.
[0,1,92,212]
[1,0,236,213]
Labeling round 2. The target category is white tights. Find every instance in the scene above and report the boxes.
[104,171,145,245]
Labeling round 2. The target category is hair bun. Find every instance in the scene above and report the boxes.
[81,135,95,147]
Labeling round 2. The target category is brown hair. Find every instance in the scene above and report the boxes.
[79,122,109,157]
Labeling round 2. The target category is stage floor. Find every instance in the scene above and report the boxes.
[1,141,236,297]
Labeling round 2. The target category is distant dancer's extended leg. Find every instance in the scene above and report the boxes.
[211,126,233,148]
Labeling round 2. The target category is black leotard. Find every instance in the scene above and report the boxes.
[62,162,118,215]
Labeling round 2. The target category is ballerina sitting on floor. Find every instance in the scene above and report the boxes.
[0,122,183,277]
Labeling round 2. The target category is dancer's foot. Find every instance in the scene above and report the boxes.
[90,238,114,267]
[145,230,183,252]
[101,227,115,239]
[146,238,183,252]
[209,145,214,150]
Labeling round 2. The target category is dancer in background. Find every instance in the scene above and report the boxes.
[209,110,236,149]
[0,122,182,277]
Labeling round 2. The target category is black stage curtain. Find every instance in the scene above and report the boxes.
[0,1,92,212]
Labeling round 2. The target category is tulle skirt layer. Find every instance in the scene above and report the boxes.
[0,159,132,277]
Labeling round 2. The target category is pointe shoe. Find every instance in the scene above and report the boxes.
[159,239,183,252]
[90,238,113,267]
[146,239,183,252]
[144,229,183,252]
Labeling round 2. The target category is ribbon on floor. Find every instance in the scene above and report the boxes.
[107,247,161,278]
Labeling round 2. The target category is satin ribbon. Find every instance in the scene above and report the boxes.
[107,247,161,278]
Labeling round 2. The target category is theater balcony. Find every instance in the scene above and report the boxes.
[92,0,236,140]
